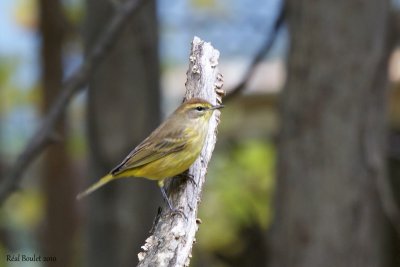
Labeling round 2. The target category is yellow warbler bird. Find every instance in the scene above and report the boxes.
[77,98,223,209]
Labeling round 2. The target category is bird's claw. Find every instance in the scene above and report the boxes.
[176,173,197,187]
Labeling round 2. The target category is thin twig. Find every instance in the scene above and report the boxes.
[224,2,286,101]
[0,0,147,204]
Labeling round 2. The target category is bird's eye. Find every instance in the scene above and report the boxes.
[195,106,205,111]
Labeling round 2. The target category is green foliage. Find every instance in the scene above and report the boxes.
[191,0,216,8]
[14,0,38,30]
[0,190,44,263]
[66,95,88,158]
[198,139,275,251]
[0,57,41,115]
[1,190,44,230]
[64,0,84,27]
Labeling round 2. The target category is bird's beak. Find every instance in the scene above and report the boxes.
[209,104,224,110]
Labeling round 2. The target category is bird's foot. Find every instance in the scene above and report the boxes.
[159,186,188,220]
[176,172,197,187]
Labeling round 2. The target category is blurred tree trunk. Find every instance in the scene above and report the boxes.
[269,1,393,267]
[39,0,77,266]
[389,129,400,266]
[84,0,161,266]
[389,85,400,265]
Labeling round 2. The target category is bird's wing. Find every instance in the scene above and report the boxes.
[110,129,187,176]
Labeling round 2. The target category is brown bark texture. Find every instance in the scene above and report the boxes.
[83,0,161,266]
[136,37,224,267]
[39,0,77,266]
[269,1,392,267]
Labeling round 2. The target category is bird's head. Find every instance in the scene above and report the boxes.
[178,98,224,121]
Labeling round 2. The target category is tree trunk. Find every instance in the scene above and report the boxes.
[269,1,392,267]
[39,0,77,266]
[84,0,161,266]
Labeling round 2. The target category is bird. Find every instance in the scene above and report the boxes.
[77,97,223,210]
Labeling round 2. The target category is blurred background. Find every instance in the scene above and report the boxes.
[0,0,400,266]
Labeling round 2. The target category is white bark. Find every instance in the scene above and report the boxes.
[137,37,224,267]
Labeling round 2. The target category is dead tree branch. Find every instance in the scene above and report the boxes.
[0,0,147,204]
[224,2,285,101]
[137,37,224,267]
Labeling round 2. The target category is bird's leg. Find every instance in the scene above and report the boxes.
[160,186,174,211]
[158,180,187,220]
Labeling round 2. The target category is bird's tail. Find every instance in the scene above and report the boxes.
[76,174,114,200]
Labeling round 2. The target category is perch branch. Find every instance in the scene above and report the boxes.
[137,37,224,267]
[0,0,147,204]
[224,2,286,101]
